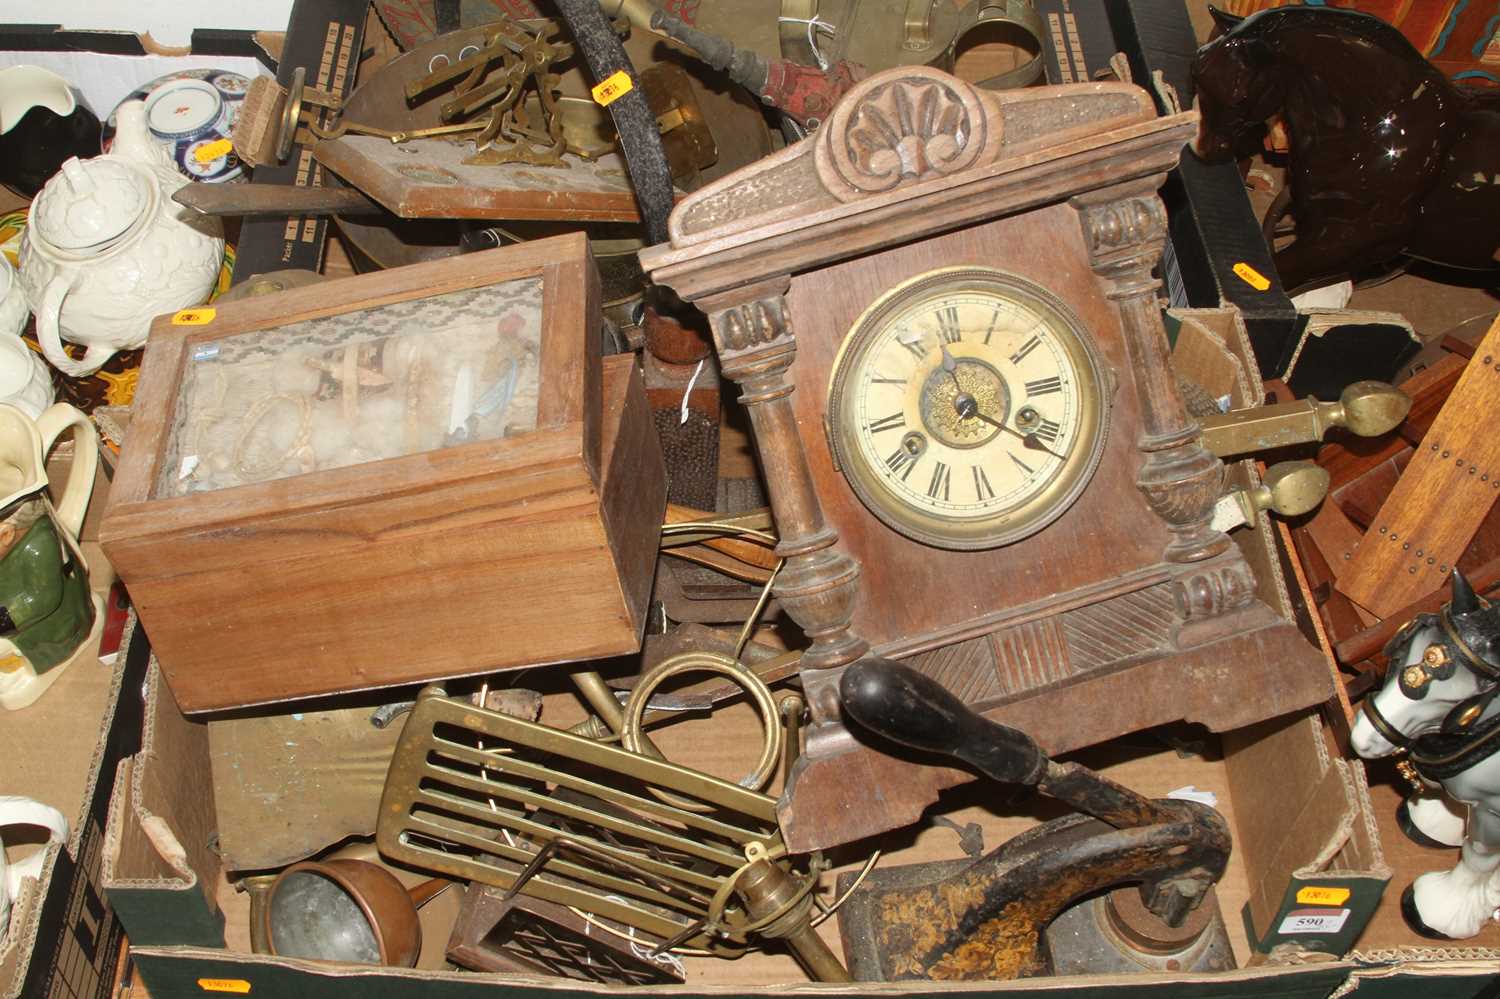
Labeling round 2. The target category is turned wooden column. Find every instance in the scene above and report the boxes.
[700,277,869,714]
[1072,185,1257,627]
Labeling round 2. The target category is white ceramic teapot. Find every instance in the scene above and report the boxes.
[18,100,223,378]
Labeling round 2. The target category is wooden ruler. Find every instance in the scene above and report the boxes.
[1338,315,1500,616]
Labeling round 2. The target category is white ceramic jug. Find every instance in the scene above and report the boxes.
[0,255,25,339]
[18,100,223,377]
[0,257,53,420]
[0,795,68,944]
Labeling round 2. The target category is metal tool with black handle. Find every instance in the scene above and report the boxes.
[834,659,1234,981]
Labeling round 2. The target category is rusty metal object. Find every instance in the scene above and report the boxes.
[651,10,868,128]
[837,833,1234,980]
[446,884,684,983]
[834,660,1232,981]
[645,305,713,366]
[761,59,868,127]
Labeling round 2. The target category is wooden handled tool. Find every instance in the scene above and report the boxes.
[841,658,1178,829]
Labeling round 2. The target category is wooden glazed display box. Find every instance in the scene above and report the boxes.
[99,234,665,713]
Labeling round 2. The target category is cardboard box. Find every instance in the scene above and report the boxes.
[0,1,292,50]
[93,308,1496,995]
[0,454,146,999]
[102,635,1484,998]
[84,306,1389,988]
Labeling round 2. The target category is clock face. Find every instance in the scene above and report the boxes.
[827,267,1109,549]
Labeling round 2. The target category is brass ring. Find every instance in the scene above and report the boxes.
[621,651,783,813]
[703,852,821,942]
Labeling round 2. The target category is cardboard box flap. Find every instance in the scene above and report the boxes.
[1169,308,1264,412]
[0,844,67,996]
[1226,713,1389,957]
[1344,960,1500,995]
[125,945,1359,997]
[102,661,223,947]
[1323,754,1386,879]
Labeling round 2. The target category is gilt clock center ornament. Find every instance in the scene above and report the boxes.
[641,66,1331,853]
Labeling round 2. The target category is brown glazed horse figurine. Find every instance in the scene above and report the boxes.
[1191,6,1500,295]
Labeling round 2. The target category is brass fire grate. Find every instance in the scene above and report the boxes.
[377,686,789,955]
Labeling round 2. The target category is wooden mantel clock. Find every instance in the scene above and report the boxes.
[641,67,1329,852]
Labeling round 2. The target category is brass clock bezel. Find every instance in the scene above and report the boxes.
[826,266,1110,550]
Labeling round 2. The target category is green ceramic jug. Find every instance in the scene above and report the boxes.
[0,403,99,710]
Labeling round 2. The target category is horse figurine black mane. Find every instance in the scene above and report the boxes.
[1191,6,1500,295]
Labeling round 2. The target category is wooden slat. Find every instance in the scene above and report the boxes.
[1339,315,1500,616]
[1317,351,1465,489]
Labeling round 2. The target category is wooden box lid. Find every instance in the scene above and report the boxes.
[101,232,602,558]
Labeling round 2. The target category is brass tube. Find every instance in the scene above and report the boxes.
[597,0,661,35]
[736,860,851,983]
[242,875,278,955]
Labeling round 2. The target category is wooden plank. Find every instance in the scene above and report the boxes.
[314,135,650,222]
[1338,315,1500,616]
[1317,351,1465,489]
[1333,554,1500,667]
[1275,519,1354,746]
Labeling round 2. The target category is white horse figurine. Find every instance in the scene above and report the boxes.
[1351,569,1500,939]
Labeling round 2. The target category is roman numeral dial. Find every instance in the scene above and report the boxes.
[829,268,1109,550]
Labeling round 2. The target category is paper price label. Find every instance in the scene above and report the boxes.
[1277,908,1350,935]
[194,138,235,163]
[1210,493,1245,533]
[1296,885,1352,906]
[1232,261,1271,291]
[172,308,217,326]
[197,979,251,994]
[591,70,634,106]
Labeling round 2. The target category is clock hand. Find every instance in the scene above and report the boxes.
[1016,431,1066,460]
[953,393,1066,460]
[940,343,963,393]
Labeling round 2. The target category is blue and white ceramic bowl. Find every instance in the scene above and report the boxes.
[102,69,251,183]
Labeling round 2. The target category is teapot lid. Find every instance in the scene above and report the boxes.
[31,156,151,252]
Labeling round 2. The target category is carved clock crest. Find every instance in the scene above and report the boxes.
[642,67,1329,852]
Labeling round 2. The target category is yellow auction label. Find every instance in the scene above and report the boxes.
[1296,885,1351,906]
[1232,261,1271,291]
[194,138,234,163]
[197,979,251,994]
[591,70,633,106]
[172,308,217,326]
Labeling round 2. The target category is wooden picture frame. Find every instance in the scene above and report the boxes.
[102,235,665,712]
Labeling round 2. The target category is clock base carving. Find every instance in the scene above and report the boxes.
[642,68,1333,853]
[781,607,1326,852]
